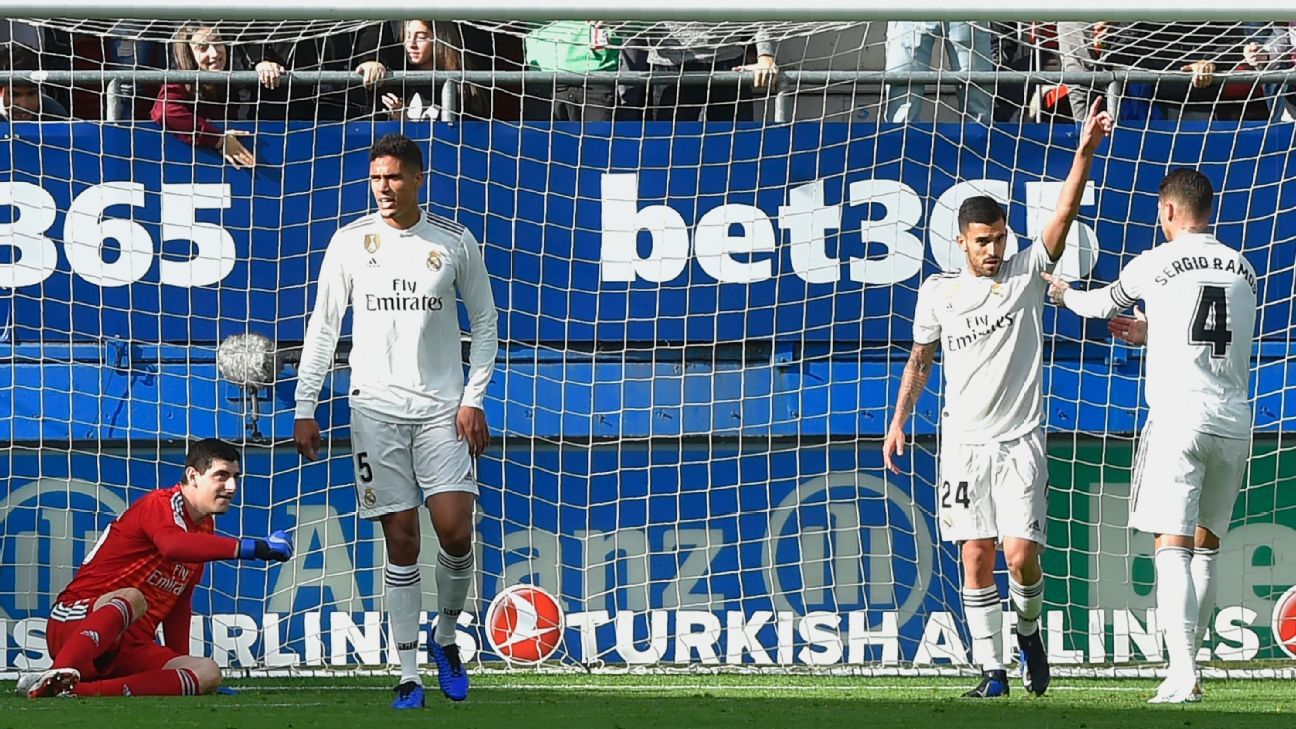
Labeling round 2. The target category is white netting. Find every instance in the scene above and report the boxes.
[22,18,382,44]
[23,18,867,47]
[1,17,1294,678]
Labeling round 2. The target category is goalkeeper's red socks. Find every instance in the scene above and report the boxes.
[53,596,133,674]
[74,668,202,697]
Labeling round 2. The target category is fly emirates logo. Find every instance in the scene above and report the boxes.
[146,563,193,596]
[946,312,1019,352]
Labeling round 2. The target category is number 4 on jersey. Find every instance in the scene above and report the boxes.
[1190,285,1231,357]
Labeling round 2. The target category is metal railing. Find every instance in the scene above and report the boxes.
[11,68,1296,123]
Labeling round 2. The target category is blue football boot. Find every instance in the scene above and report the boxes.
[430,641,469,701]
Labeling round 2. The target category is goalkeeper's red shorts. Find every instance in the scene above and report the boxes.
[46,598,185,679]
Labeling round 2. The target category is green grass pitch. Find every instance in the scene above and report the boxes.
[3,673,1294,729]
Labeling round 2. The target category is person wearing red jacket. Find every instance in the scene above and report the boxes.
[151,25,258,168]
[16,438,292,698]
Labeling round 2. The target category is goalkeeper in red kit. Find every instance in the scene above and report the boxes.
[16,439,293,698]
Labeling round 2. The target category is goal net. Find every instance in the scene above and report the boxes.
[1,15,1293,678]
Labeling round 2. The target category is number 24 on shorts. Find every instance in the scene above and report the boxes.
[941,480,971,509]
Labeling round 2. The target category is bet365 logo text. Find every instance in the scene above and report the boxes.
[599,173,1100,285]
[484,584,564,665]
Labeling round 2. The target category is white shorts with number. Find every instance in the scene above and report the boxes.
[350,407,478,520]
[1129,419,1248,538]
[938,428,1048,545]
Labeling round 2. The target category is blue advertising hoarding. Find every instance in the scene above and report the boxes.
[2,121,1292,345]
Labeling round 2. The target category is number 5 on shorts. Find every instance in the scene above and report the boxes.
[355,451,374,483]
[941,480,971,509]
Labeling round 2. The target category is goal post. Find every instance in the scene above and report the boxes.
[1,13,1294,679]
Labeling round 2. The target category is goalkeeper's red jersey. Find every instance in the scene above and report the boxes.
[55,484,240,643]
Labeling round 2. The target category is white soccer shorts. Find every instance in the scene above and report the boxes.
[937,428,1048,545]
[1129,419,1248,538]
[349,407,478,520]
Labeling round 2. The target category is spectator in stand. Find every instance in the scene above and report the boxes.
[381,20,483,122]
[103,25,165,122]
[1242,23,1296,120]
[882,21,993,123]
[251,24,400,121]
[151,25,258,168]
[1070,22,1268,121]
[0,46,69,120]
[523,21,619,121]
[1054,22,1112,122]
[625,22,779,122]
[989,22,1071,123]
[2,21,76,115]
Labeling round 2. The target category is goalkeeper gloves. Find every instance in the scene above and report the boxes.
[239,530,294,562]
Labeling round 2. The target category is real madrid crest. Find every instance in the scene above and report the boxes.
[363,234,381,254]
[990,282,1003,296]
[426,250,443,271]
[363,487,377,507]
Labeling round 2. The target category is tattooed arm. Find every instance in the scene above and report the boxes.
[882,340,938,475]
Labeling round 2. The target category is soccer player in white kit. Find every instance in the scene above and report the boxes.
[293,134,499,709]
[1043,169,1256,704]
[883,100,1113,698]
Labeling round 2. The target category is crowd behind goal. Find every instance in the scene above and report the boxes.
[2,21,1295,131]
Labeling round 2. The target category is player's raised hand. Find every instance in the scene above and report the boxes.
[882,422,907,475]
[1078,97,1114,155]
[456,406,490,458]
[239,530,294,562]
[1040,272,1072,306]
[294,418,322,461]
[1108,306,1148,345]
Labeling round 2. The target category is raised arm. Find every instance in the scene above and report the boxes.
[1039,98,1114,261]
[883,340,938,475]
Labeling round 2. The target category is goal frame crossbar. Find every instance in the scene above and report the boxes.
[3,1,1296,22]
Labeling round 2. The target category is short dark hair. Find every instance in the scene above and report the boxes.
[370,133,425,173]
[0,46,38,90]
[958,195,1007,233]
[1159,168,1214,220]
[185,438,241,474]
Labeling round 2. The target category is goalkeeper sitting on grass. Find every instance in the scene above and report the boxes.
[16,438,292,698]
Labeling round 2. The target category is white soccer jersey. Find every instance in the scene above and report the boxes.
[1067,233,1256,437]
[294,211,499,424]
[913,239,1057,443]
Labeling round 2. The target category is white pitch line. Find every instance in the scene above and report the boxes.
[228,683,1154,693]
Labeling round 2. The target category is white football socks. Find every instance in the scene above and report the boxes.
[1191,547,1220,659]
[1154,546,1197,680]
[963,584,1004,671]
[385,562,423,684]
[434,549,474,647]
[1009,576,1044,637]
